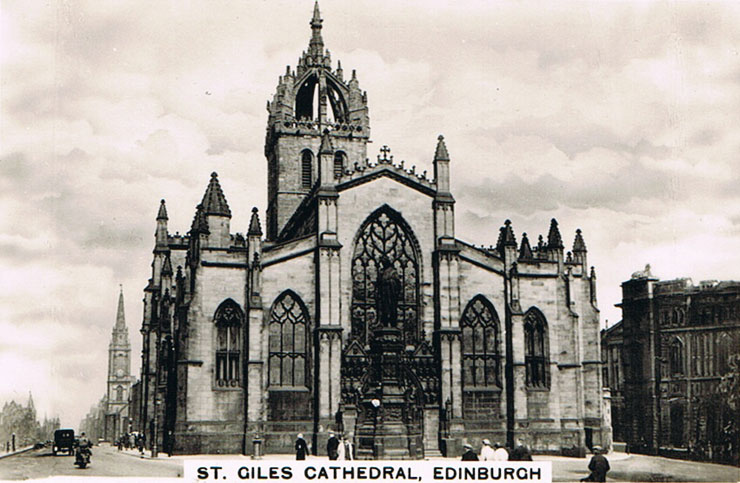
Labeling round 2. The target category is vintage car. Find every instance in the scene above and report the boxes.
[52,429,75,456]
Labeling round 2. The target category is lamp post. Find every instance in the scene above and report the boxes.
[152,398,161,458]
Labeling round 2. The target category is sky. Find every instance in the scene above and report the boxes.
[1,0,739,429]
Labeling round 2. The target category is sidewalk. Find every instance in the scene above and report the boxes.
[0,446,34,460]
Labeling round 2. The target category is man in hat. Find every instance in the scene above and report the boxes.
[581,446,610,482]
[326,431,340,460]
[461,443,479,461]
[493,442,509,461]
[295,433,309,460]
[480,439,495,461]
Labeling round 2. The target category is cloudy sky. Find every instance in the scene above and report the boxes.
[1,0,739,428]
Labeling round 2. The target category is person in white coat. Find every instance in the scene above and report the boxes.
[480,439,495,461]
[493,442,509,461]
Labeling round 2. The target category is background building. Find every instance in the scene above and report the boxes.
[603,266,740,465]
[136,2,609,457]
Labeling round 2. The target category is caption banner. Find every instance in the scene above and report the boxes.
[185,461,552,483]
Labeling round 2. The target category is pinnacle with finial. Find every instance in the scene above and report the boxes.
[248,207,263,237]
[434,134,450,161]
[200,172,231,217]
[157,199,168,220]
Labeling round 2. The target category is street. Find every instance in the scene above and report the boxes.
[0,445,738,482]
[0,444,181,480]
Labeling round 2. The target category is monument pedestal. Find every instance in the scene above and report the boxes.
[354,327,422,460]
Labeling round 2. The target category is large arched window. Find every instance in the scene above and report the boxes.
[524,308,549,388]
[301,150,313,189]
[268,291,310,388]
[334,151,346,178]
[461,296,501,388]
[669,337,684,376]
[350,205,421,346]
[214,299,243,387]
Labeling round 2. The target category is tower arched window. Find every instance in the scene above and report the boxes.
[268,291,310,388]
[301,150,313,189]
[334,151,346,178]
[116,386,123,401]
[214,299,243,387]
[524,308,549,388]
[461,296,501,388]
[669,337,684,376]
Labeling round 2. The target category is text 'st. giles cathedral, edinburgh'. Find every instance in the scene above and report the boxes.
[136,2,610,458]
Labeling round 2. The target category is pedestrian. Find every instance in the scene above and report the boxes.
[480,439,495,461]
[493,442,509,461]
[326,431,339,460]
[461,443,479,461]
[581,446,610,482]
[337,435,346,460]
[137,433,145,456]
[344,434,354,461]
[510,439,532,461]
[295,433,309,460]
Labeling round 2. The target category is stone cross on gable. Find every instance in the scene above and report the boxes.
[379,145,392,163]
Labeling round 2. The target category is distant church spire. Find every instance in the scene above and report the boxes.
[115,285,125,330]
[308,1,324,57]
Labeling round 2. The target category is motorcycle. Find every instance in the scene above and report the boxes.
[74,446,91,469]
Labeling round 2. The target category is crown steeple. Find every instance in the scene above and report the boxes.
[309,1,324,57]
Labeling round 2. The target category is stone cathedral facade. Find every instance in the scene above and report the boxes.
[136,3,610,457]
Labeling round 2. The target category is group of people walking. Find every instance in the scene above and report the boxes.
[461,439,529,461]
[462,440,609,482]
[295,431,354,460]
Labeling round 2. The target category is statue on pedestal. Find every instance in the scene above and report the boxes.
[376,256,401,328]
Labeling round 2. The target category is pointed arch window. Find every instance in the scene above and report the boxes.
[268,291,310,388]
[669,337,684,376]
[214,299,243,387]
[460,296,501,388]
[350,206,421,346]
[334,151,346,178]
[524,308,549,388]
[301,150,313,189]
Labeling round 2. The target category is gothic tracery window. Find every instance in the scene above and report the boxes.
[268,291,310,388]
[214,299,243,387]
[524,308,549,388]
[460,296,501,388]
[350,206,420,346]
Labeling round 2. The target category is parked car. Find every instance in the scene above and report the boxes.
[53,429,75,456]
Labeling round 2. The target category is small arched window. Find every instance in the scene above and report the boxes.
[301,150,313,189]
[116,386,123,401]
[334,151,346,178]
[214,299,244,387]
[524,308,549,388]
[670,337,684,376]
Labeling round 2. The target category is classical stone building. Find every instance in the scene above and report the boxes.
[602,266,740,465]
[137,3,609,457]
[103,288,133,441]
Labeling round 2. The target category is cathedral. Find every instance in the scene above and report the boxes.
[136,3,610,457]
